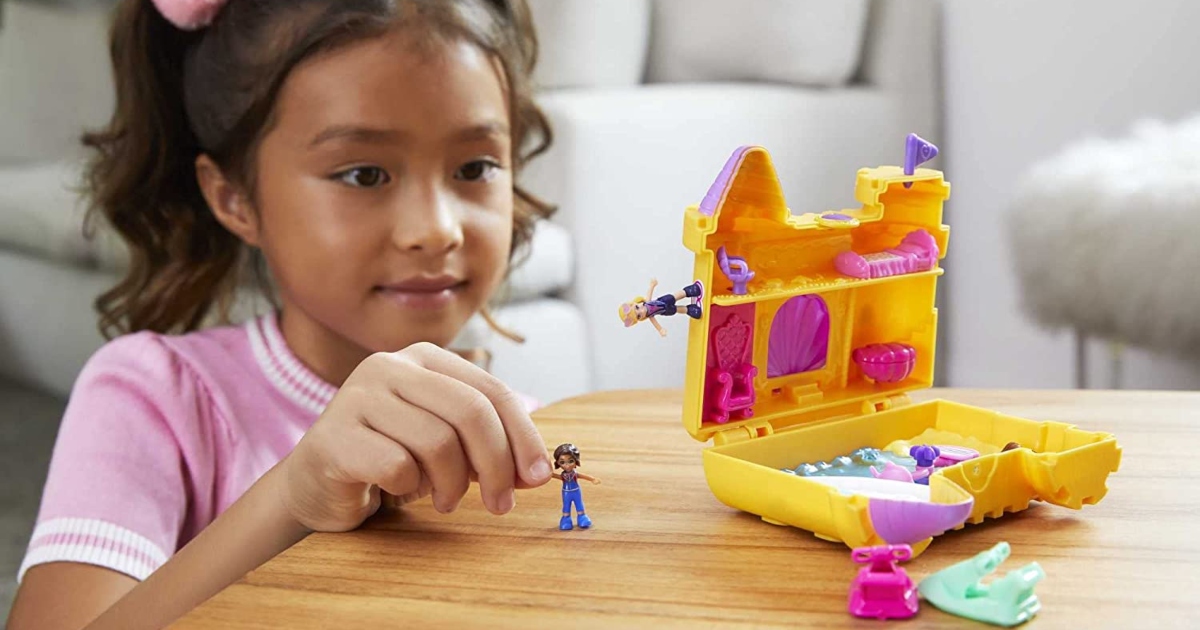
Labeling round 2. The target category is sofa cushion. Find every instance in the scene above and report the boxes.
[646,0,869,87]
[505,220,574,302]
[0,2,115,164]
[454,298,592,404]
[527,0,651,89]
[0,161,126,269]
[0,160,573,300]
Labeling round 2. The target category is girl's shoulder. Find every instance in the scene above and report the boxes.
[82,319,257,394]
[75,316,303,427]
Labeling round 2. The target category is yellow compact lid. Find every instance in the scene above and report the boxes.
[680,144,950,444]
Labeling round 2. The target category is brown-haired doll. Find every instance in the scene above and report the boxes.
[553,443,600,530]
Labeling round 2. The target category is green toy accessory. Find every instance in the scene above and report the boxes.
[918,542,1044,627]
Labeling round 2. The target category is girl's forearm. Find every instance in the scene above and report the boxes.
[85,460,311,629]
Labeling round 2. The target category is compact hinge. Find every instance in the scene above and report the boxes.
[865,393,913,414]
[713,420,775,446]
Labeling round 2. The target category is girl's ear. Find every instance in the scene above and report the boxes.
[196,154,262,247]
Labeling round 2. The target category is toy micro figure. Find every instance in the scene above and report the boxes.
[552,443,600,530]
[618,278,704,337]
[909,445,941,485]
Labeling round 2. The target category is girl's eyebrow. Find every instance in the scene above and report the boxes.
[308,121,509,149]
[451,121,509,143]
[309,125,408,148]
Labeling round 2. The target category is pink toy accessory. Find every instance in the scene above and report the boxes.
[152,0,228,31]
[836,229,939,279]
[934,445,981,468]
[852,342,917,383]
[848,544,919,620]
[870,461,915,483]
[706,313,757,423]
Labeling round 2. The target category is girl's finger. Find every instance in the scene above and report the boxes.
[397,345,551,489]
[384,470,435,508]
[355,385,473,514]
[381,355,516,511]
[337,425,422,498]
[389,472,435,507]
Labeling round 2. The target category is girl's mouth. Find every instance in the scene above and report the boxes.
[374,276,468,310]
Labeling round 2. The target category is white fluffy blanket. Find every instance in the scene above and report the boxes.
[1008,114,1200,357]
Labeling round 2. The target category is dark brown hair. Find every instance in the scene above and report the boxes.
[84,0,553,338]
[553,443,580,468]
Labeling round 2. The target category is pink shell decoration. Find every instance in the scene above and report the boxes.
[852,343,917,383]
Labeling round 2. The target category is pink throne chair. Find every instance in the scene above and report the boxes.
[706,314,758,424]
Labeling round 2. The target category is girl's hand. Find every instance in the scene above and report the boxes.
[280,343,553,532]
[590,479,601,485]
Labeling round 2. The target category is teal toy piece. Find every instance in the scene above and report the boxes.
[918,542,1044,627]
[785,447,917,478]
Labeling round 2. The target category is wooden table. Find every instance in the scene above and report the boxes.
[176,389,1200,628]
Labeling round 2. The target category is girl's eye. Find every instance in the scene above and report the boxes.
[335,167,390,188]
[455,159,501,182]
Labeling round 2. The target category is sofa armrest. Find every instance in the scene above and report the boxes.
[857,0,941,152]
[859,0,940,93]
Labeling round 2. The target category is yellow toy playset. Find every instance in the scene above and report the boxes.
[677,138,1121,556]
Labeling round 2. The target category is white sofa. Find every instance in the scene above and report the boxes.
[0,0,941,404]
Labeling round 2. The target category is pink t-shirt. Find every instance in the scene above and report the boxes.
[19,313,533,582]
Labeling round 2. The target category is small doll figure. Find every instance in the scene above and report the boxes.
[909,445,941,485]
[553,443,601,530]
[618,278,704,337]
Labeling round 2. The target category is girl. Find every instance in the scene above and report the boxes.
[7,0,556,628]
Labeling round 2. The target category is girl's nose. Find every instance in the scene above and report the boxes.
[391,185,464,254]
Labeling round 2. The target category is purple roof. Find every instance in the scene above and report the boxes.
[698,146,754,216]
[697,146,787,219]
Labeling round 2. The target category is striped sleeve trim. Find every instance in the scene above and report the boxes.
[18,518,170,582]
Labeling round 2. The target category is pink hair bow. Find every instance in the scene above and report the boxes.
[152,0,228,31]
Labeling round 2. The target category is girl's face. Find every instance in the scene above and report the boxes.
[557,455,577,472]
[245,28,514,380]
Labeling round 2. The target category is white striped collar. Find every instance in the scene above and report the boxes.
[245,313,338,415]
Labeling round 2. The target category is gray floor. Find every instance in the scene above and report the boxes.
[0,379,65,620]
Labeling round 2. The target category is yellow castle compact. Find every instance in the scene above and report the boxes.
[678,138,1121,555]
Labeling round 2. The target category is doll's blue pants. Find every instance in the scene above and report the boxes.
[562,489,585,514]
